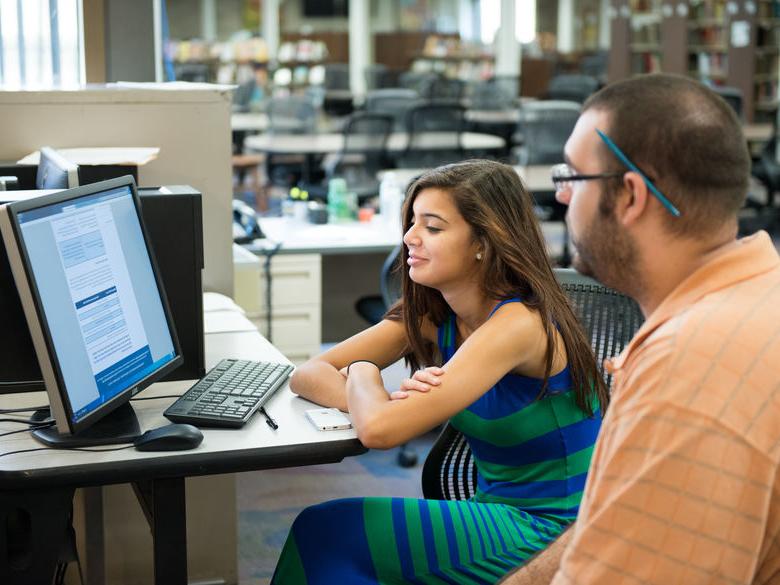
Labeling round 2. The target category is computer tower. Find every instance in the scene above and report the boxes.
[0,185,205,393]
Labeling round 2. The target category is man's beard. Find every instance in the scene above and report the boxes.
[569,196,642,298]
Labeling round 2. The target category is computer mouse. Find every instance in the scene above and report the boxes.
[134,423,204,452]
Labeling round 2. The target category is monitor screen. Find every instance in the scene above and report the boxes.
[36,146,79,190]
[0,176,182,443]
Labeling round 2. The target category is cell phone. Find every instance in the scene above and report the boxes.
[305,408,353,431]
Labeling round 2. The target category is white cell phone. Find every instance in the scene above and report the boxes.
[305,408,353,431]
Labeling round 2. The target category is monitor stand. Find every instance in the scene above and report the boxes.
[32,403,142,448]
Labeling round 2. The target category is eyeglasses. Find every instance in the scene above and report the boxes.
[550,164,624,192]
[550,130,682,218]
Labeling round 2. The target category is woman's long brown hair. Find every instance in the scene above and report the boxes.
[385,160,608,416]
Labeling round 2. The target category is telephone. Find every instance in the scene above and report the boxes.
[232,199,265,243]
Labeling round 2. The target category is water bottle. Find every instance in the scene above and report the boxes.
[379,172,404,236]
[327,178,356,223]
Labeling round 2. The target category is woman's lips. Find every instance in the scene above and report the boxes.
[407,255,427,266]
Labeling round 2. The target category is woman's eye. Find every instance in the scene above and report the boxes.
[426,226,442,233]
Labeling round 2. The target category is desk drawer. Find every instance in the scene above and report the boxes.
[249,303,321,353]
[259,253,321,308]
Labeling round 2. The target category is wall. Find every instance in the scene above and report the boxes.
[0,87,234,297]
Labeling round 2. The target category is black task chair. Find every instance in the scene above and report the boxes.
[265,95,318,186]
[305,112,394,201]
[545,74,599,104]
[749,118,780,231]
[420,268,645,500]
[712,85,744,120]
[365,88,421,131]
[397,102,465,168]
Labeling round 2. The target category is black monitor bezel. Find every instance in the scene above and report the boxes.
[2,175,183,435]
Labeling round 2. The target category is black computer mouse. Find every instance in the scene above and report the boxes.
[134,423,204,452]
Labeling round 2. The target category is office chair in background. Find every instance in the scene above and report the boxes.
[365,88,421,131]
[712,85,744,120]
[397,102,465,169]
[305,112,394,201]
[748,117,780,232]
[420,268,645,500]
[265,95,318,187]
[545,74,599,104]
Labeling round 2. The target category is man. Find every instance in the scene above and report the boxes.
[503,74,780,584]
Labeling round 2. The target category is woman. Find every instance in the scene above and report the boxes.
[272,160,608,584]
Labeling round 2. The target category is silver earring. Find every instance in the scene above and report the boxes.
[476,252,483,260]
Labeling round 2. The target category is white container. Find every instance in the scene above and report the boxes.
[379,171,404,236]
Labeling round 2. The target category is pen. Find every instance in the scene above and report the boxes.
[260,406,279,430]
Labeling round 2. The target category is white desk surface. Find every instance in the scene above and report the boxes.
[379,165,555,193]
[245,130,505,155]
[0,312,362,479]
[247,216,401,255]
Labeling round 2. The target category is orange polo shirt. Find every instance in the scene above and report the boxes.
[551,231,780,585]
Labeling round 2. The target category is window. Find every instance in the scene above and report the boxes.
[479,0,537,45]
[0,0,83,88]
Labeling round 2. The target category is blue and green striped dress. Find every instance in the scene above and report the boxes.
[272,298,601,584]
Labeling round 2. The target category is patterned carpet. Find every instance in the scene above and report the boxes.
[236,430,437,584]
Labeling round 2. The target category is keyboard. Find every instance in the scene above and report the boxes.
[164,359,294,428]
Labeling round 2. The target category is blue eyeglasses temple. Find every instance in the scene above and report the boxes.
[596,129,681,217]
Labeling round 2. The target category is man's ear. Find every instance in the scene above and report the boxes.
[617,172,649,226]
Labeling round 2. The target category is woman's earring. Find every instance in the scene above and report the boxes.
[476,252,483,260]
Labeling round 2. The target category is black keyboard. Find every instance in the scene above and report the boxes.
[164,359,294,428]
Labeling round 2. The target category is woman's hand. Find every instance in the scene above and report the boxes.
[390,367,445,400]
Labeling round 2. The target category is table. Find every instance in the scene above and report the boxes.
[245,130,505,156]
[378,164,555,193]
[0,308,366,585]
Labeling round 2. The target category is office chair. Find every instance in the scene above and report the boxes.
[427,77,465,102]
[364,64,392,91]
[265,95,318,186]
[421,268,645,500]
[397,102,465,169]
[322,63,354,116]
[749,118,780,230]
[712,85,744,120]
[580,52,609,83]
[365,88,421,131]
[545,74,599,104]
[304,112,394,201]
[512,100,581,165]
[469,79,517,111]
[399,71,438,97]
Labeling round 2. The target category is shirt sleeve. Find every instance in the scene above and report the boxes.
[549,400,774,585]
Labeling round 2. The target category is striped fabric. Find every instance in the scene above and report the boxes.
[271,298,601,584]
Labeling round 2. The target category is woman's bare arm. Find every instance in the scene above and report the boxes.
[289,318,409,411]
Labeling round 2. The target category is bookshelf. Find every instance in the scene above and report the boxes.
[610,0,780,122]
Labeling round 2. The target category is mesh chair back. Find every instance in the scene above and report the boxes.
[428,78,465,101]
[399,71,438,96]
[267,95,317,134]
[324,63,350,91]
[514,100,581,165]
[547,74,599,103]
[470,80,516,111]
[365,64,391,91]
[421,268,645,500]
[366,88,421,131]
[330,113,394,195]
[400,103,465,168]
[580,52,608,80]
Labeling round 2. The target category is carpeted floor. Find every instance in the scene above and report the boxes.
[237,428,437,584]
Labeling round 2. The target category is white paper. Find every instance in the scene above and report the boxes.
[731,21,751,48]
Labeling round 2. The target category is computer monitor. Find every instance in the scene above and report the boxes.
[0,176,183,447]
[36,146,79,190]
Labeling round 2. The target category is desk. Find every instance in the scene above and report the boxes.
[379,164,555,193]
[245,130,505,156]
[0,308,365,585]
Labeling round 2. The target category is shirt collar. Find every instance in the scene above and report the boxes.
[607,231,780,373]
